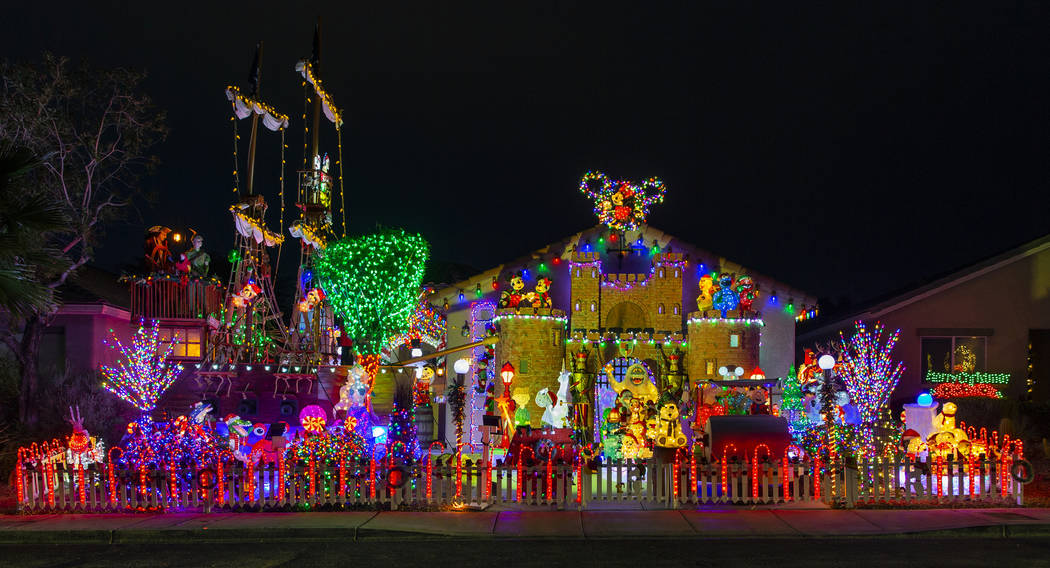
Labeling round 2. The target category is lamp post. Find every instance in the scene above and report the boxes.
[817,354,836,463]
[500,362,515,397]
[450,358,471,457]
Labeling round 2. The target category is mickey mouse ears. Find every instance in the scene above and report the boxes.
[579,171,667,231]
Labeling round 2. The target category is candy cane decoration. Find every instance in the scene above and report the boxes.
[546,447,559,502]
[721,444,738,496]
[277,455,285,501]
[426,441,443,500]
[673,447,689,503]
[370,444,386,500]
[782,455,790,502]
[15,447,26,506]
[752,444,770,500]
[813,459,822,500]
[138,463,148,504]
[517,446,535,502]
[216,459,225,505]
[168,468,177,507]
[575,454,583,505]
[967,452,976,497]
[935,455,943,499]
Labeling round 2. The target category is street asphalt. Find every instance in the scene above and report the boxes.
[2,537,1050,567]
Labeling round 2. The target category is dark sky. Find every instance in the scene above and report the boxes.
[5,2,1049,308]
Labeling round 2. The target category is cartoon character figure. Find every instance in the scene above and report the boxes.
[511,388,532,428]
[190,401,214,424]
[144,226,173,272]
[185,233,211,277]
[606,363,659,405]
[697,274,714,312]
[298,287,325,313]
[498,272,527,309]
[530,277,553,308]
[232,280,262,308]
[647,403,687,448]
[926,402,971,458]
[734,275,758,312]
[610,182,635,222]
[620,399,653,459]
[711,273,740,315]
[333,365,370,416]
[747,387,770,415]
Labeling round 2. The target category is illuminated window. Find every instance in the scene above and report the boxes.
[729,334,740,348]
[575,268,581,278]
[659,268,666,278]
[673,303,681,315]
[158,326,203,359]
[574,301,581,312]
[657,303,665,314]
[590,301,597,312]
[921,336,987,381]
[591,268,597,278]
[705,360,716,376]
[673,269,680,278]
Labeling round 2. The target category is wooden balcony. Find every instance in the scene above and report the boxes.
[128,279,222,322]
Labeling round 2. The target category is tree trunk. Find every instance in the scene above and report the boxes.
[17,315,44,426]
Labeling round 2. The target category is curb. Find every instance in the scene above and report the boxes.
[2,524,1050,544]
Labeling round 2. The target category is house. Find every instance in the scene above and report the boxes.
[797,232,1050,405]
[429,223,817,449]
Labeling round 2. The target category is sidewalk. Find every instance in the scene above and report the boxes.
[1,508,1050,543]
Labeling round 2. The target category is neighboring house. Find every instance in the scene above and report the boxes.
[797,233,1050,405]
[44,265,135,375]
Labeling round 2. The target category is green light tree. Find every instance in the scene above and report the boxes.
[780,368,809,436]
[316,229,429,379]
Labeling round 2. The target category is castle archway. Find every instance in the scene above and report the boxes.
[604,301,648,330]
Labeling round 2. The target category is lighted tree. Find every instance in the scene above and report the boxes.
[838,321,905,458]
[100,319,183,416]
[780,368,809,436]
[317,230,429,378]
[385,379,421,465]
[838,321,904,423]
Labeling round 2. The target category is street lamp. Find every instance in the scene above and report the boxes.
[500,362,515,393]
[453,358,471,376]
[817,353,836,462]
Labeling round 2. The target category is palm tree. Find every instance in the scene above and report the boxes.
[0,141,68,318]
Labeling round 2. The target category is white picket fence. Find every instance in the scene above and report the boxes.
[16,456,1023,513]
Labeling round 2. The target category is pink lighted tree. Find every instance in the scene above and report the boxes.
[100,319,183,415]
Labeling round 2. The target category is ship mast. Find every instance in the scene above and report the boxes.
[210,43,289,367]
[289,20,341,366]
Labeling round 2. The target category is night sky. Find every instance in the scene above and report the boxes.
[5,3,1049,310]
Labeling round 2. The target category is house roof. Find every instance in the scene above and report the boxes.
[799,231,1050,339]
[55,265,130,310]
[432,224,818,308]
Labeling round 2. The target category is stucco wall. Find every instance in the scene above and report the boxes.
[800,245,1050,403]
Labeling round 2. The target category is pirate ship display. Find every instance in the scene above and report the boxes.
[116,28,448,435]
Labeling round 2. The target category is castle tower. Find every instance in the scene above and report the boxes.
[684,311,762,381]
[494,309,567,427]
[569,252,601,332]
[649,252,685,334]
